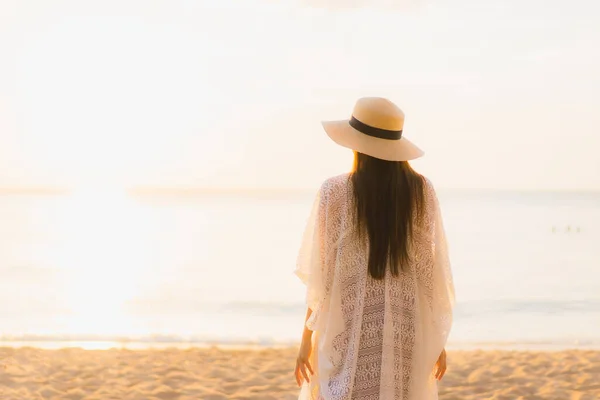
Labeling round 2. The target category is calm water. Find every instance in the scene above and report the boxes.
[0,189,599,349]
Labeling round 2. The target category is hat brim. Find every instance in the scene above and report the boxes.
[322,120,424,162]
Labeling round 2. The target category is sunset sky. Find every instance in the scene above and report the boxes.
[0,0,598,190]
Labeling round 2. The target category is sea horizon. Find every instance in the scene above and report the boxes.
[1,185,599,196]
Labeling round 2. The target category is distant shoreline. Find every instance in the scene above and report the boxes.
[1,338,598,352]
[1,187,599,197]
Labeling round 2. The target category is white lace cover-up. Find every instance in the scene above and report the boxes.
[295,173,455,400]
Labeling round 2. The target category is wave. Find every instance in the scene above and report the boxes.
[1,334,599,351]
[0,334,296,349]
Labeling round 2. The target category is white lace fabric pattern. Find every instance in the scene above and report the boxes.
[295,174,455,400]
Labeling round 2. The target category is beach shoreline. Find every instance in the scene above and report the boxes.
[1,339,599,351]
[0,346,597,399]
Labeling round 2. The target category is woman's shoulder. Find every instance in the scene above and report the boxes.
[423,175,434,189]
[418,175,441,214]
[418,174,436,195]
[318,173,351,201]
[319,173,350,191]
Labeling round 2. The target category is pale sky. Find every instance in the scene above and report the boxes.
[0,0,599,190]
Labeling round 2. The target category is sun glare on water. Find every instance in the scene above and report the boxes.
[54,186,151,336]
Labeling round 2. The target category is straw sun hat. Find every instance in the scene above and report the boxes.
[322,97,424,162]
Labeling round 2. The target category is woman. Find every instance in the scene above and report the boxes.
[293,97,455,400]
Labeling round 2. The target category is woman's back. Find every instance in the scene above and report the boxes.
[297,173,451,400]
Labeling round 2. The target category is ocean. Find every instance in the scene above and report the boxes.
[0,188,599,350]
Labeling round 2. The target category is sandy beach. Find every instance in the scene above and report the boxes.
[0,347,598,400]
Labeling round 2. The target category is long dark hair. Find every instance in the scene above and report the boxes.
[351,151,425,279]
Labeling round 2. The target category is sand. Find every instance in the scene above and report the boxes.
[0,347,598,400]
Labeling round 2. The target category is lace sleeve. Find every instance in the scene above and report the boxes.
[411,180,456,391]
[423,180,455,345]
[294,185,328,314]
